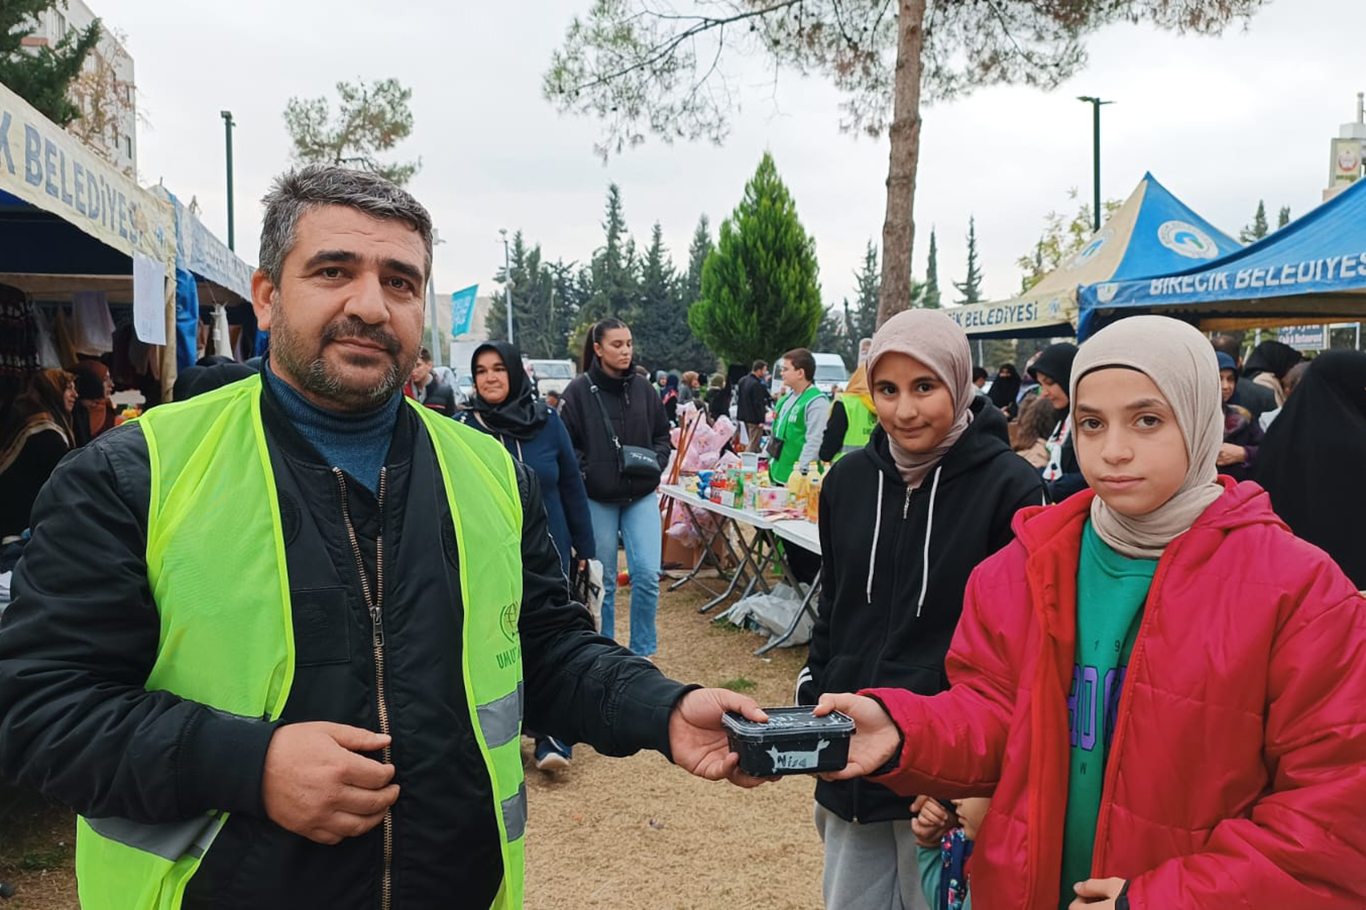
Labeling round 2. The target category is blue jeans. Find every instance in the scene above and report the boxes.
[588,494,661,656]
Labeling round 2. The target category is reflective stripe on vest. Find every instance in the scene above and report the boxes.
[75,376,527,909]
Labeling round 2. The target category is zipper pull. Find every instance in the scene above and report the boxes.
[370,605,384,647]
[902,487,912,519]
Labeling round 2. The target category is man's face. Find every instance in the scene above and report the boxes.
[410,358,433,387]
[252,205,427,412]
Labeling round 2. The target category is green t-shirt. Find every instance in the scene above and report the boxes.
[1058,521,1157,909]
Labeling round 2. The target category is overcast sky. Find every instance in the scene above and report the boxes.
[101,0,1364,312]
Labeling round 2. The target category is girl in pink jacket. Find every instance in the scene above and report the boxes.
[817,316,1366,909]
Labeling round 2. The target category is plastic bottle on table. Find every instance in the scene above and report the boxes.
[806,465,822,523]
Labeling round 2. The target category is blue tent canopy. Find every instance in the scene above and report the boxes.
[1078,177,1366,340]
[949,172,1240,339]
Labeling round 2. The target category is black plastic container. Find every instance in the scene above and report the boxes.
[722,706,855,777]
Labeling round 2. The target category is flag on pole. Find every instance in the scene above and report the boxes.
[451,284,479,337]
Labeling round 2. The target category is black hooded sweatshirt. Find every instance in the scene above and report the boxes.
[796,396,1045,823]
[560,361,672,503]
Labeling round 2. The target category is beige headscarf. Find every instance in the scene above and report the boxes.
[866,310,976,489]
[1070,316,1224,559]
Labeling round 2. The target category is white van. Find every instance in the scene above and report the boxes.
[527,359,577,397]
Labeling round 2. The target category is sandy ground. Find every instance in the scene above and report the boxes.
[0,576,824,909]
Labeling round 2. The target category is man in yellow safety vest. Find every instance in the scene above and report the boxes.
[0,165,769,910]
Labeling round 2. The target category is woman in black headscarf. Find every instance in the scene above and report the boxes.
[0,370,74,540]
[1256,350,1366,588]
[457,341,598,773]
[987,362,1022,419]
[456,341,596,577]
[1243,340,1303,408]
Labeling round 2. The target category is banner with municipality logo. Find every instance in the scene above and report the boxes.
[0,80,173,275]
[451,284,479,337]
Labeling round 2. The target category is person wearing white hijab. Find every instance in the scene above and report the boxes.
[796,309,1044,910]
[815,315,1366,910]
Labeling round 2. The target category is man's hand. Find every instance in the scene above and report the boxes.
[667,688,774,788]
[262,722,399,844]
[1069,877,1126,909]
[1216,443,1247,467]
[813,693,900,781]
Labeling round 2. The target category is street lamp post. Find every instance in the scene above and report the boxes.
[499,228,514,344]
[427,229,446,368]
[220,110,235,250]
[1077,96,1114,233]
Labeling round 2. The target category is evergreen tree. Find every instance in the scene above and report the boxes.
[284,78,421,185]
[1277,206,1291,229]
[546,259,584,359]
[1240,200,1269,243]
[921,229,942,309]
[579,184,641,332]
[631,222,681,372]
[486,231,557,357]
[849,241,881,347]
[689,152,823,367]
[953,217,984,305]
[672,216,721,372]
[0,1,101,127]
[814,305,848,367]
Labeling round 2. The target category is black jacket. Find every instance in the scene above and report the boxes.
[0,373,691,909]
[1232,375,1275,421]
[796,398,1044,823]
[559,363,671,503]
[734,373,771,424]
[411,375,458,416]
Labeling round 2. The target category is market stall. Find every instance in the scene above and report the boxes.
[947,173,1241,339]
[1077,176,1366,340]
[152,188,255,372]
[0,80,176,401]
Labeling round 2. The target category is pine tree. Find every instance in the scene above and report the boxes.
[814,306,848,367]
[921,228,941,309]
[923,229,942,308]
[953,217,984,305]
[1240,200,1269,243]
[579,184,641,332]
[673,215,720,371]
[1277,206,1291,230]
[689,152,823,367]
[632,222,679,372]
[486,231,557,356]
[848,241,881,349]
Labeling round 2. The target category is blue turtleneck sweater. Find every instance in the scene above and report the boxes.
[264,361,401,494]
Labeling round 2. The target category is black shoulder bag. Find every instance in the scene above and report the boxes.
[589,382,662,480]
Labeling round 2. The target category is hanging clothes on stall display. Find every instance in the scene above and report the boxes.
[51,309,79,369]
[30,308,63,370]
[174,267,200,373]
[70,291,115,357]
[0,284,39,402]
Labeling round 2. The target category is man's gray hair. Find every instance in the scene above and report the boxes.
[259,165,433,285]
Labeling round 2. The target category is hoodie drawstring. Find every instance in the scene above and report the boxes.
[865,471,884,604]
[916,465,944,617]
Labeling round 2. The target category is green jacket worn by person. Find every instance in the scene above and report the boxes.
[769,349,829,484]
[0,166,768,910]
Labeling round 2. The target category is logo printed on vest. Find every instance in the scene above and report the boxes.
[500,601,519,641]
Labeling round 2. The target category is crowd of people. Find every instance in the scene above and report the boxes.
[0,162,1364,909]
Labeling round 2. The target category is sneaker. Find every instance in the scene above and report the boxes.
[534,736,572,772]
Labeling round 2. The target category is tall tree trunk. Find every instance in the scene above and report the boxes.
[876,0,926,328]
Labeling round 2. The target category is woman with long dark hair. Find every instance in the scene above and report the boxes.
[560,318,671,656]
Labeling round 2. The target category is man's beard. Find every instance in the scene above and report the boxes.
[270,304,414,411]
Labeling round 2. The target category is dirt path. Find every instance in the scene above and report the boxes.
[0,579,824,909]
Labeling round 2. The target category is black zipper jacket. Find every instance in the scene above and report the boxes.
[796,397,1045,823]
[559,363,671,503]
[0,372,691,908]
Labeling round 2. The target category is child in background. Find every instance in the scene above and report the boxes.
[796,310,1043,910]
[914,797,990,910]
[819,316,1366,909]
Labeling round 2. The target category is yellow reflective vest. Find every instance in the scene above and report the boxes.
[74,376,528,909]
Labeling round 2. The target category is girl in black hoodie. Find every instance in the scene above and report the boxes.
[560,318,672,656]
[797,310,1043,909]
